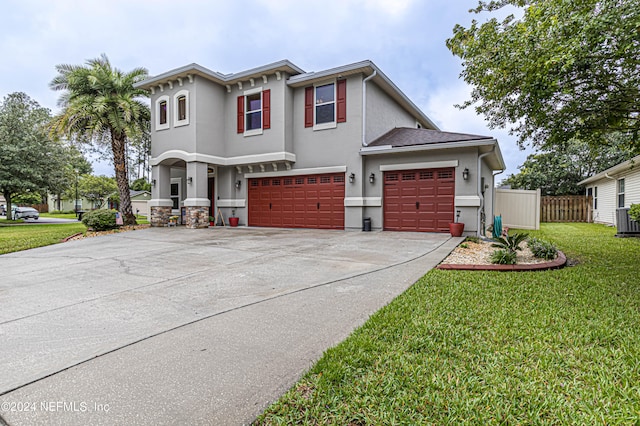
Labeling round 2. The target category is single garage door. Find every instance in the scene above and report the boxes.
[384,168,455,232]
[248,173,345,229]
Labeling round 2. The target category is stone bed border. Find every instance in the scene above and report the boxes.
[437,251,567,272]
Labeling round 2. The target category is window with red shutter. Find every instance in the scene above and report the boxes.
[237,96,244,133]
[305,86,314,127]
[337,79,346,123]
[263,89,270,129]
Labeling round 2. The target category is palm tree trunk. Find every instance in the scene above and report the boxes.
[111,132,136,225]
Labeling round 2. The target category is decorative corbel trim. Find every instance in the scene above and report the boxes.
[225,84,231,93]
[260,164,265,172]
[150,87,155,95]
[275,71,282,81]
[237,82,243,90]
[247,165,253,173]
[236,166,242,174]
[271,163,278,172]
[249,78,255,87]
[177,77,183,87]
[158,84,164,92]
[285,162,291,170]
[167,81,173,90]
[262,75,268,84]
[187,74,194,83]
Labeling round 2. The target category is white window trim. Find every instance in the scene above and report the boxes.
[618,178,625,208]
[173,90,190,127]
[243,87,263,137]
[313,80,337,131]
[170,177,182,213]
[155,95,170,131]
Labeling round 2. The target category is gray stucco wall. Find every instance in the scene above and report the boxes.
[365,81,421,144]
[149,79,197,157]
[194,77,227,157]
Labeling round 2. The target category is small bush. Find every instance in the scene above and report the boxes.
[465,236,480,244]
[629,204,640,222]
[460,243,469,249]
[81,209,117,231]
[490,249,517,264]
[528,237,558,260]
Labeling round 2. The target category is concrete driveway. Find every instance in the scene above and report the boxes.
[0,227,459,425]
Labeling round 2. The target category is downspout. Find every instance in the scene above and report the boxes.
[477,144,496,237]
[361,70,377,146]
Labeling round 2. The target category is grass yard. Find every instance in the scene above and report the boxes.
[256,223,640,424]
[0,223,86,255]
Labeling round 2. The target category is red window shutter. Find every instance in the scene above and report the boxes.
[337,79,347,123]
[263,89,271,129]
[304,86,314,128]
[237,95,244,133]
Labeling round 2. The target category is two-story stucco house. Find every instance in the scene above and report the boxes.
[134,60,505,235]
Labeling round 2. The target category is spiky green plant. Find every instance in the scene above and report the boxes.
[491,232,529,253]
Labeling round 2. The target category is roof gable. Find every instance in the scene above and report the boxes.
[367,127,492,148]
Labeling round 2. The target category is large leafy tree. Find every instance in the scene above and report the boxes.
[0,92,65,220]
[73,175,117,209]
[447,0,640,151]
[502,135,637,195]
[50,54,150,225]
[47,145,93,211]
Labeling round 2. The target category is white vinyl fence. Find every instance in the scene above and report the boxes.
[494,188,541,230]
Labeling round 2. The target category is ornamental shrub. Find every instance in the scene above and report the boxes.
[490,249,517,265]
[629,204,640,222]
[491,232,529,253]
[528,237,558,260]
[81,209,117,231]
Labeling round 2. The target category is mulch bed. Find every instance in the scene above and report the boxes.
[62,224,150,242]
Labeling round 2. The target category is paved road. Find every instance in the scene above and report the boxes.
[0,227,460,425]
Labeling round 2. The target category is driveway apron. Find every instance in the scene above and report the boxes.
[0,227,460,425]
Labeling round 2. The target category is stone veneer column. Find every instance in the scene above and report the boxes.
[185,206,209,229]
[150,206,172,227]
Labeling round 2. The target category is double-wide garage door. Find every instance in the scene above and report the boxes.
[248,173,345,229]
[383,168,455,232]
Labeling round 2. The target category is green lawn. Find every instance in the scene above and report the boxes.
[0,223,86,254]
[256,223,640,424]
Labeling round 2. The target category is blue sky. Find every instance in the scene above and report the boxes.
[0,0,530,178]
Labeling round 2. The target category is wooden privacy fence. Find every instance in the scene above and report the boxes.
[541,195,592,222]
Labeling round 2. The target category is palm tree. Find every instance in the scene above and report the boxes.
[50,54,150,225]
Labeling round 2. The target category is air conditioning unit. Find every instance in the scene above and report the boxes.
[616,208,640,237]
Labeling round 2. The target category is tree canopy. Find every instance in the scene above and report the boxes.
[50,54,150,225]
[76,175,117,209]
[447,0,640,151]
[501,135,638,195]
[0,92,66,219]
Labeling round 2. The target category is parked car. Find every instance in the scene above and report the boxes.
[12,206,39,220]
[0,204,5,215]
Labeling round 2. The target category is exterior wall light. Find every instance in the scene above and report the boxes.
[187,177,193,184]
[369,173,375,184]
[152,179,156,187]
[349,173,355,183]
[235,180,242,190]
[462,168,469,181]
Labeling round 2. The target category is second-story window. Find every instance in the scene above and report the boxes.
[177,95,187,121]
[155,95,170,131]
[246,93,262,131]
[159,101,168,124]
[174,90,189,127]
[237,88,270,135]
[305,79,346,130]
[315,83,335,125]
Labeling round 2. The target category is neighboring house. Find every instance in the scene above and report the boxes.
[134,60,505,234]
[578,154,640,226]
[47,194,93,212]
[107,190,151,216]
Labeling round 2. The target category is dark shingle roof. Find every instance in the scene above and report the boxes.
[367,127,492,148]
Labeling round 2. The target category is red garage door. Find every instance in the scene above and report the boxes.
[248,173,345,229]
[384,168,455,232]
